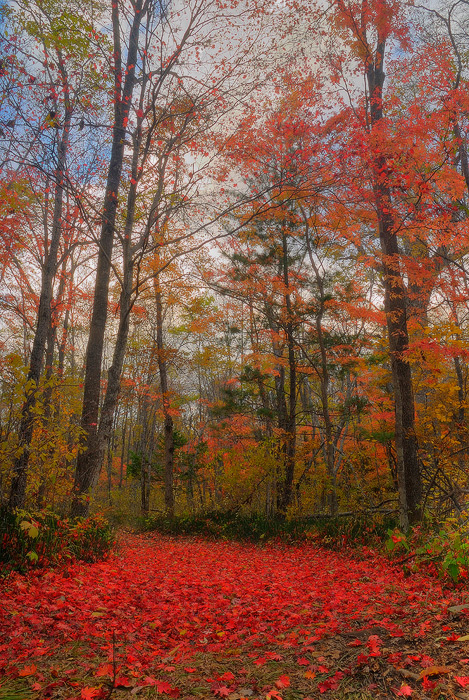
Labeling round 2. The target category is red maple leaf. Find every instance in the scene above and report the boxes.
[422,677,437,691]
[141,676,157,686]
[81,688,102,700]
[95,664,113,677]
[219,672,235,681]
[356,653,369,665]
[266,691,282,700]
[155,681,176,694]
[275,675,290,689]
[367,635,383,656]
[18,664,37,677]
[114,676,132,688]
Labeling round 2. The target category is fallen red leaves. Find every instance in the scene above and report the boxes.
[1,533,469,699]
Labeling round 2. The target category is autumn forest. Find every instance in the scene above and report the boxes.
[6,0,469,697]
[1,0,469,532]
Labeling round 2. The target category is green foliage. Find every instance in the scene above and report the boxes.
[127,450,143,478]
[305,513,397,547]
[179,440,208,477]
[0,507,114,575]
[140,510,396,545]
[15,0,110,64]
[339,395,371,420]
[173,427,189,450]
[386,519,469,583]
[128,432,188,481]
[212,384,256,418]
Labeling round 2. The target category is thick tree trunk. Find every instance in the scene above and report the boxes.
[367,38,422,527]
[86,185,136,499]
[71,0,145,516]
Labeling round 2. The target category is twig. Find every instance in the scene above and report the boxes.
[396,668,419,681]
[103,631,118,700]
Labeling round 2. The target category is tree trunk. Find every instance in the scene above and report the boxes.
[71,0,146,516]
[366,37,422,527]
[154,281,175,516]
[119,410,128,488]
[9,102,72,509]
[141,459,150,515]
[277,229,297,514]
[86,181,137,500]
[304,225,337,514]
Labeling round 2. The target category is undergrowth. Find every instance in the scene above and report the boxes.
[140,510,397,546]
[0,507,114,575]
[386,518,469,584]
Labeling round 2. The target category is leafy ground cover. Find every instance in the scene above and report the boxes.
[2,534,469,700]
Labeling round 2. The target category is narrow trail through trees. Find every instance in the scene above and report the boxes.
[1,534,469,698]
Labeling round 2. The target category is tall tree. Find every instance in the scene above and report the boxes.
[5,0,105,508]
[327,0,422,526]
[71,0,150,515]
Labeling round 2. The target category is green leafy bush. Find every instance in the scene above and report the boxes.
[386,519,469,583]
[0,507,114,574]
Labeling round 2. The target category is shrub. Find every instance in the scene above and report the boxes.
[66,513,115,561]
[0,507,114,574]
[385,519,469,583]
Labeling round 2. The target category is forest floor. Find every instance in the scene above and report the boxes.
[2,533,469,700]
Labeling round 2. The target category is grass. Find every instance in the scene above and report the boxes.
[0,682,33,700]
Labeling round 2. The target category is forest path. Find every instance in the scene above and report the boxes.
[1,533,469,699]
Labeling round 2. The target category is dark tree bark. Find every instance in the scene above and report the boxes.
[155,280,175,516]
[88,159,139,500]
[71,0,148,516]
[366,34,422,527]
[277,229,297,514]
[9,97,72,509]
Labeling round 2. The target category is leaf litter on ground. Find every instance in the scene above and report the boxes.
[2,533,469,699]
